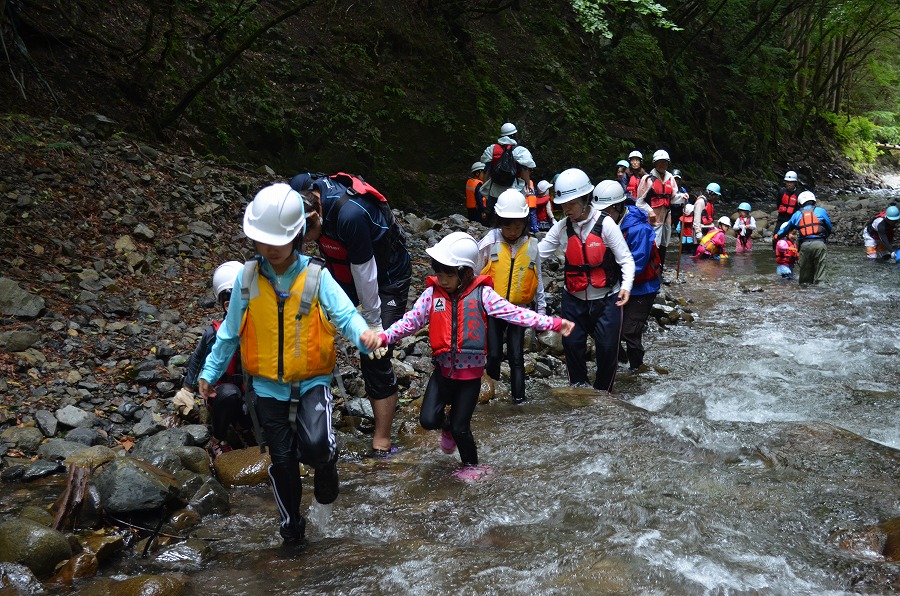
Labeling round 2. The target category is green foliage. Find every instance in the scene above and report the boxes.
[822,112,879,168]
[570,0,679,38]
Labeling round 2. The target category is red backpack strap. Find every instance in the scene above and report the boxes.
[331,172,387,202]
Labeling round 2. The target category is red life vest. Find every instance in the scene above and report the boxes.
[563,214,620,293]
[535,194,552,221]
[211,320,242,386]
[680,212,694,240]
[698,198,714,225]
[775,240,798,265]
[626,172,642,197]
[465,178,480,209]
[866,211,895,243]
[622,228,662,285]
[798,210,823,238]
[778,190,799,215]
[646,174,675,209]
[426,275,491,360]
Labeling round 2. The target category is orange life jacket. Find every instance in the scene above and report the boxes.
[524,180,537,209]
[563,215,620,293]
[646,175,676,209]
[775,240,798,265]
[465,178,481,209]
[698,198,714,225]
[798,210,823,238]
[626,172,642,197]
[426,275,491,360]
[778,190,799,215]
[535,194,552,221]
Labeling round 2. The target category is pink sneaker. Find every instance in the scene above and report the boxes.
[452,465,493,482]
[439,430,456,454]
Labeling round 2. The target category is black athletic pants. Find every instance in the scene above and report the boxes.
[485,317,526,403]
[419,372,481,466]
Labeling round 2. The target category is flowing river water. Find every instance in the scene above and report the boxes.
[5,196,900,595]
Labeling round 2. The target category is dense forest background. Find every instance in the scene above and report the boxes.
[2,0,899,212]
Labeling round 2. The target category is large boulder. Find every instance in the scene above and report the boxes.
[212,448,272,487]
[0,518,72,578]
[0,278,45,318]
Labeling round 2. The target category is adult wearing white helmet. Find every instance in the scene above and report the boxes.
[198,183,382,546]
[595,180,661,374]
[466,161,488,223]
[862,205,899,260]
[623,150,646,202]
[774,170,802,247]
[478,189,550,403]
[692,182,719,242]
[635,149,677,267]
[480,122,536,220]
[291,171,411,458]
[377,231,572,470]
[176,260,251,454]
[777,190,833,283]
[538,169,635,393]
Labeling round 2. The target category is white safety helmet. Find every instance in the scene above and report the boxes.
[798,191,816,205]
[212,261,243,300]
[500,122,518,136]
[684,203,695,215]
[592,180,627,210]
[536,180,552,195]
[494,189,530,218]
[628,150,643,161]
[784,171,798,182]
[652,149,670,163]
[553,168,593,205]
[243,183,306,245]
[471,162,486,174]
[717,216,731,227]
[426,232,480,270]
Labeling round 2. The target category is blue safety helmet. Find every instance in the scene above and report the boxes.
[738,202,751,212]
[886,205,900,221]
[706,182,721,195]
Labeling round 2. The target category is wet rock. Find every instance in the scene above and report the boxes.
[64,427,100,446]
[0,278,45,318]
[21,460,65,481]
[64,445,116,469]
[0,329,42,352]
[0,518,72,578]
[52,551,98,584]
[173,447,211,475]
[1,426,45,453]
[94,458,183,514]
[133,416,165,438]
[181,425,210,446]
[154,539,211,571]
[55,405,97,429]
[79,574,185,596]
[167,509,202,533]
[882,517,900,561]
[139,452,184,475]
[0,562,45,595]
[132,428,193,461]
[187,478,229,517]
[19,506,53,526]
[344,397,374,418]
[79,533,125,563]
[212,447,272,487]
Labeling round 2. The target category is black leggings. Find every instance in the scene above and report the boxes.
[486,317,526,402]
[208,383,251,442]
[419,371,481,466]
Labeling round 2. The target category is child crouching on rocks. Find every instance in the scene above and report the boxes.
[373,232,574,481]
[198,183,382,545]
[174,260,254,458]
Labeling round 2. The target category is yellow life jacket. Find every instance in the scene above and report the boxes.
[239,258,336,382]
[700,229,720,255]
[480,238,539,305]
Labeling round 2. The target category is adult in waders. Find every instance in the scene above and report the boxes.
[592,180,661,375]
[479,122,536,225]
[635,149,677,268]
[774,171,801,248]
[198,184,381,545]
[478,189,548,404]
[538,168,635,393]
[777,191,832,284]
[290,172,412,458]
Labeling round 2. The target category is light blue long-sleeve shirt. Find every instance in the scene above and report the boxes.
[782,205,833,241]
[200,253,371,401]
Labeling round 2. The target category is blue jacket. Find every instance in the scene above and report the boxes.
[783,205,832,242]
[620,206,661,295]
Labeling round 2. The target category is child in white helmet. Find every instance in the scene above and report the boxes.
[373,231,573,481]
[693,216,731,260]
[175,260,254,458]
[732,202,757,253]
[198,184,382,546]
[477,189,548,404]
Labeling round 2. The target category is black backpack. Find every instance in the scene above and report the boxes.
[491,143,519,187]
